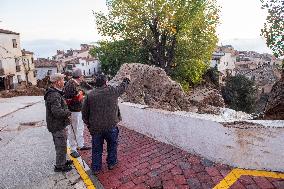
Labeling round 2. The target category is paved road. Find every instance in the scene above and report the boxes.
[0,96,86,189]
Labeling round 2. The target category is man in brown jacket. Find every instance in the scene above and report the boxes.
[82,74,130,173]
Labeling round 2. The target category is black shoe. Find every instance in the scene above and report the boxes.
[65,160,73,165]
[54,164,72,172]
[70,151,80,158]
[77,146,91,151]
[108,163,118,170]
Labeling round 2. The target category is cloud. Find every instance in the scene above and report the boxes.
[21,39,91,58]
[219,38,272,54]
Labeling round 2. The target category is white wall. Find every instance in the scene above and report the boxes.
[71,59,100,76]
[35,67,57,80]
[218,52,236,75]
[119,102,284,172]
[0,33,37,86]
[0,33,22,84]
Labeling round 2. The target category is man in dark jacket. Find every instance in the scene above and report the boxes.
[44,73,72,172]
[82,74,130,173]
[64,68,91,158]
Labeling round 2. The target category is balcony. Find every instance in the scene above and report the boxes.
[0,68,4,76]
[16,65,21,72]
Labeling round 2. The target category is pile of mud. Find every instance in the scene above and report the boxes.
[110,63,225,114]
[0,86,45,98]
[110,63,193,111]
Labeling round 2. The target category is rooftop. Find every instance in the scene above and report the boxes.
[34,58,61,68]
[0,29,20,35]
[22,49,34,55]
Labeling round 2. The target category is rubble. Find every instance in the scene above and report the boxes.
[110,63,193,112]
[36,76,50,89]
[110,63,227,115]
[264,75,284,120]
[0,86,45,98]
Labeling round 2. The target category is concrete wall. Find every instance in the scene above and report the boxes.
[119,102,284,172]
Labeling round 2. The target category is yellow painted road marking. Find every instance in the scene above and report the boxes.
[67,148,96,189]
[213,168,284,189]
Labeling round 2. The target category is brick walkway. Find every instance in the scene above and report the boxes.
[80,125,284,189]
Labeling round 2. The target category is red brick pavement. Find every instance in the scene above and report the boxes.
[79,125,284,189]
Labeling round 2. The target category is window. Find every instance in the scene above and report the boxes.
[47,70,52,76]
[89,69,91,75]
[66,65,73,70]
[82,63,84,66]
[12,39,17,48]
[17,75,22,83]
[15,58,19,65]
[34,70,37,77]
[83,70,86,75]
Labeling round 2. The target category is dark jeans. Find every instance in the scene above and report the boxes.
[92,126,119,171]
[52,129,67,167]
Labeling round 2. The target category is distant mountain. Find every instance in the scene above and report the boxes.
[21,39,92,58]
[219,38,273,54]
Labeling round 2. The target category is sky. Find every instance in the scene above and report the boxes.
[0,0,272,57]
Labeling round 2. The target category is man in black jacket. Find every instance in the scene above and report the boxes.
[82,74,130,173]
[44,73,72,172]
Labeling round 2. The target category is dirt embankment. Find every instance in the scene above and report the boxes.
[264,76,284,120]
[110,63,225,114]
[0,85,45,98]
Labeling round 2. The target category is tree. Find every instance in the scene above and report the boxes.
[90,40,143,76]
[261,0,284,58]
[222,75,257,113]
[95,0,219,85]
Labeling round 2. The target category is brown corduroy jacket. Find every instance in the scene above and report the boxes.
[81,80,129,135]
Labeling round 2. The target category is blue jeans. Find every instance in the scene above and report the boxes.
[92,126,119,171]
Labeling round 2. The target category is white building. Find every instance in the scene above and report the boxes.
[211,46,237,83]
[52,43,101,76]
[0,29,36,90]
[34,58,63,80]
[53,44,94,62]
[65,57,100,77]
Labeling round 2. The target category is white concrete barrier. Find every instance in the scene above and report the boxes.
[119,102,284,172]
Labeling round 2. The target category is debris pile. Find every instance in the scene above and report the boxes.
[111,63,227,114]
[0,85,45,98]
[264,75,284,120]
[188,85,225,114]
[110,63,193,112]
[37,76,50,89]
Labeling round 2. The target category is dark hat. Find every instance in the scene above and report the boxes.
[72,68,82,78]
[95,74,107,87]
